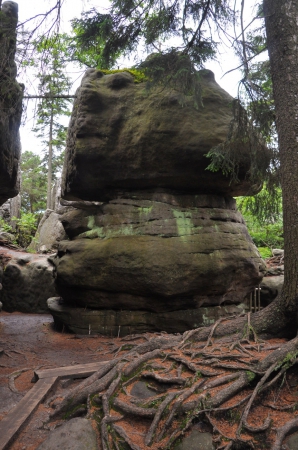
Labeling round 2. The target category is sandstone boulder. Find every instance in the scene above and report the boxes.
[62,69,267,202]
[28,209,68,253]
[0,248,57,313]
[0,194,21,229]
[51,67,267,336]
[260,275,284,306]
[36,418,98,450]
[0,2,23,205]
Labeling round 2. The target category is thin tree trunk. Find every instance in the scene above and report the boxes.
[263,0,298,318]
[47,107,53,210]
[29,195,33,214]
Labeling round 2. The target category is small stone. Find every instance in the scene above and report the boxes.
[131,381,156,399]
[174,430,215,450]
[286,431,298,449]
[272,248,284,256]
[60,378,72,388]
[36,418,98,450]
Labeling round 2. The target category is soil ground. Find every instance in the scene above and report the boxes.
[1,312,298,450]
[0,311,123,449]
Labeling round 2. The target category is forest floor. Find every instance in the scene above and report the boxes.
[1,311,298,450]
[0,312,116,449]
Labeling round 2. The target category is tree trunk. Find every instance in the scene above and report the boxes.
[47,108,53,210]
[263,0,298,318]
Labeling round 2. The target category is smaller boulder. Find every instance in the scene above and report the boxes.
[0,231,15,244]
[28,209,68,253]
[0,249,57,313]
[260,275,284,306]
[36,418,98,450]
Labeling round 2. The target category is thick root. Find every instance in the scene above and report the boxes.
[48,305,298,449]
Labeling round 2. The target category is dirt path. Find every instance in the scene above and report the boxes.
[0,311,121,449]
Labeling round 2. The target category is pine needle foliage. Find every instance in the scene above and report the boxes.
[205,99,271,192]
[70,0,233,92]
[69,0,274,179]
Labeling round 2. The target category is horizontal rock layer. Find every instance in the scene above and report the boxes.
[52,192,265,314]
[62,69,267,202]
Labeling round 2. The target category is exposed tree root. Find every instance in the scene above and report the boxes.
[272,416,298,450]
[8,368,30,393]
[49,303,298,449]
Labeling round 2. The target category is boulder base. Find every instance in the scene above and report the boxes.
[48,297,247,336]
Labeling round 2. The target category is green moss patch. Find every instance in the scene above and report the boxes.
[100,68,147,83]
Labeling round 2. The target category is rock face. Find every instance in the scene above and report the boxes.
[260,275,284,306]
[62,69,266,201]
[36,418,98,450]
[0,194,21,229]
[48,297,248,336]
[28,208,68,253]
[50,68,267,335]
[0,248,57,313]
[54,193,264,310]
[0,2,23,206]
[28,180,69,253]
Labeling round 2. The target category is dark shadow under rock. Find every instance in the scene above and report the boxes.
[47,297,247,336]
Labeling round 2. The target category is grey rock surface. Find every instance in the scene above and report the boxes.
[0,232,15,243]
[28,209,68,253]
[260,275,284,305]
[0,386,23,413]
[286,431,298,450]
[0,194,21,229]
[0,248,57,313]
[174,429,215,450]
[36,418,98,450]
[51,67,267,335]
[272,248,284,257]
[130,381,157,399]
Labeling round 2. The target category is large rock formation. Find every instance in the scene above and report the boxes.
[0,2,23,205]
[50,68,267,335]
